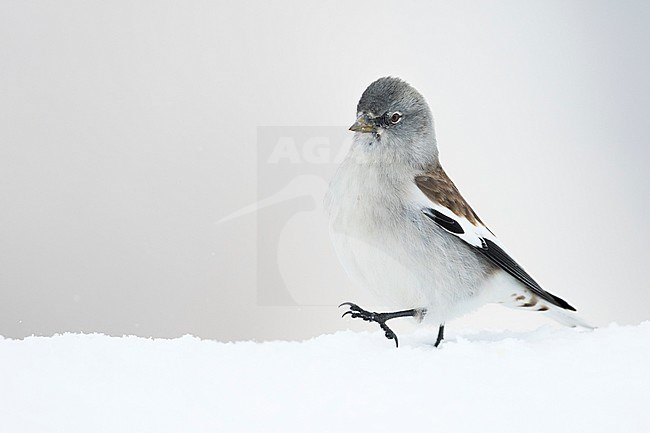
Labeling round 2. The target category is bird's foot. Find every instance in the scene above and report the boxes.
[339,302,399,347]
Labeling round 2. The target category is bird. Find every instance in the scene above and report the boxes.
[326,76,591,347]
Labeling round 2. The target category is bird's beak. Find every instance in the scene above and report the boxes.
[349,114,376,133]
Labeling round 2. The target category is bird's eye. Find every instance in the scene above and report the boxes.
[389,112,402,124]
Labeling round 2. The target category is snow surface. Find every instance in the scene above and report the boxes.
[1,323,649,433]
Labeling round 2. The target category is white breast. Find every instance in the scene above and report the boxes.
[326,152,495,324]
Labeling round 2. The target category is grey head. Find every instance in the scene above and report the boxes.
[349,77,438,168]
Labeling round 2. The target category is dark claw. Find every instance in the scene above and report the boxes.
[380,323,399,347]
[340,301,400,347]
[338,302,363,312]
[340,303,366,317]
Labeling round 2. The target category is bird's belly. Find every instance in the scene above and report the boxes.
[330,205,492,323]
[331,228,427,309]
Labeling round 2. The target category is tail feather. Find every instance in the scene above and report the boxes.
[502,286,594,329]
[543,305,594,329]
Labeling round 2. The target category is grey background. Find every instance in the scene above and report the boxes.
[1,1,649,341]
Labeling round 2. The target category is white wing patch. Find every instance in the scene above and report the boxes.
[409,185,499,249]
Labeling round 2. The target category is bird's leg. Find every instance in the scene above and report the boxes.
[434,324,445,348]
[339,302,427,347]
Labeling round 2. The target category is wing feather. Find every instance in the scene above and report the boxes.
[414,169,575,311]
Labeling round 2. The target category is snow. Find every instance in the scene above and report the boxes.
[1,323,649,433]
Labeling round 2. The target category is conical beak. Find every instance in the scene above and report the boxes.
[349,114,376,133]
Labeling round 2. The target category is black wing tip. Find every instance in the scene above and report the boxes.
[549,294,577,311]
[480,239,577,312]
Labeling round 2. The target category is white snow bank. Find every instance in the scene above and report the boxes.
[1,323,649,433]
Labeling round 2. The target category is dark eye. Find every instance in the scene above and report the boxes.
[389,112,402,124]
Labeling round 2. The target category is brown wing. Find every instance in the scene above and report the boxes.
[414,165,483,226]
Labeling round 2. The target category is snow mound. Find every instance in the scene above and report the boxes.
[1,323,649,433]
